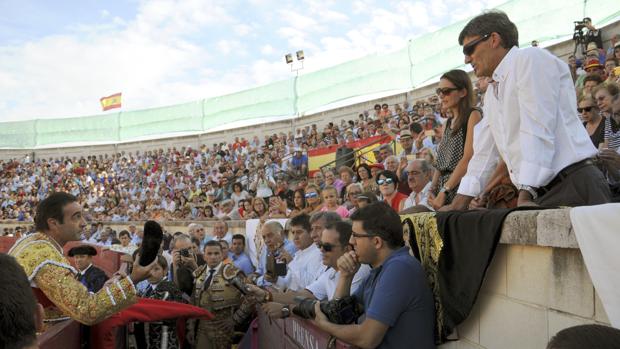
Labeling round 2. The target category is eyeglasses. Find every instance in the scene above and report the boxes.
[436,87,459,96]
[351,232,376,239]
[348,192,360,197]
[317,241,341,252]
[377,178,394,185]
[577,106,594,113]
[305,192,319,199]
[463,33,491,56]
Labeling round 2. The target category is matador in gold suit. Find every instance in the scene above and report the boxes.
[9,233,137,325]
[191,262,255,349]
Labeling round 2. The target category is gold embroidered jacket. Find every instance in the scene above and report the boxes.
[8,233,137,325]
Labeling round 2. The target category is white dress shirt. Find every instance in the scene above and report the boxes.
[306,264,371,301]
[276,243,323,292]
[402,182,434,210]
[458,46,597,197]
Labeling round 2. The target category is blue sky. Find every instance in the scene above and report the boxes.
[0,0,506,121]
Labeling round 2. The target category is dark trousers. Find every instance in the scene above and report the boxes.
[536,163,611,207]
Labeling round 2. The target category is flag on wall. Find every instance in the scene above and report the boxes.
[100,93,122,111]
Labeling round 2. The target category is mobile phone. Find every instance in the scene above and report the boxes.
[614,66,620,77]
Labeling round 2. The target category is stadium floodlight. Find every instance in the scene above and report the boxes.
[296,50,305,61]
[285,53,293,64]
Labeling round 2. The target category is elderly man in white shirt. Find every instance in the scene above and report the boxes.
[448,10,610,210]
[400,159,434,212]
[249,220,370,319]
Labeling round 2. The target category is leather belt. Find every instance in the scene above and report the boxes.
[538,158,594,195]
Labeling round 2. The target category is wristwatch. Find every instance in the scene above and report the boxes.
[517,185,538,200]
[281,306,291,318]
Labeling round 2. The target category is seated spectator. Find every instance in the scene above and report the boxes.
[594,83,620,150]
[230,234,254,275]
[604,57,618,84]
[356,163,378,194]
[430,69,481,210]
[312,171,326,190]
[344,182,363,213]
[400,159,434,212]
[357,191,379,209]
[210,219,233,244]
[377,170,408,212]
[304,184,323,214]
[582,73,603,99]
[250,168,275,198]
[0,253,44,349]
[290,148,308,175]
[230,182,250,209]
[248,197,268,220]
[274,214,324,291]
[338,166,355,200]
[109,230,139,255]
[309,211,342,245]
[579,95,604,147]
[289,188,307,217]
[320,185,349,218]
[311,202,435,349]
[323,168,345,196]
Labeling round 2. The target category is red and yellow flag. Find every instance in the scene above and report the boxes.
[100,93,122,111]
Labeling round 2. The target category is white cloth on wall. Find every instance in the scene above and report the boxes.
[570,203,620,328]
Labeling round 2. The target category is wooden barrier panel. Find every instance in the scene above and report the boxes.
[257,307,356,349]
[0,236,18,253]
[38,320,81,349]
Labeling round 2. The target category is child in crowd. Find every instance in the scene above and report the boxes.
[320,185,349,218]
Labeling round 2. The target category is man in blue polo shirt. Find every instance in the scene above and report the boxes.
[311,202,435,349]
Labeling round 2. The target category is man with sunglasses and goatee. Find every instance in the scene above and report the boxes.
[448,10,610,210]
[247,220,370,319]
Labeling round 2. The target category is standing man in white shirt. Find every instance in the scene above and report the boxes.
[449,10,610,209]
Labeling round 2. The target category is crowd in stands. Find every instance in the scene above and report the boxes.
[1,23,620,233]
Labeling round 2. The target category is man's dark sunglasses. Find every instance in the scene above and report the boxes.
[577,106,593,113]
[317,241,341,252]
[463,33,491,56]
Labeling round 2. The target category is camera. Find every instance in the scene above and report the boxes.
[180,248,191,258]
[292,296,363,325]
[574,20,586,31]
[266,253,287,277]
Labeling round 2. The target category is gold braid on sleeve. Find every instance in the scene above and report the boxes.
[35,264,137,326]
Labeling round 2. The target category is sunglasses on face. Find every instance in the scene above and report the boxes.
[436,87,459,96]
[305,192,319,199]
[463,33,491,56]
[317,241,340,252]
[577,106,594,113]
[377,178,394,185]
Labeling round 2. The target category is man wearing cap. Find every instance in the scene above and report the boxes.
[68,245,109,293]
[291,147,308,176]
[449,11,610,209]
[398,130,415,157]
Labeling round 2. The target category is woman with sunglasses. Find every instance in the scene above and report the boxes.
[430,69,482,210]
[303,184,323,214]
[376,170,408,212]
[578,95,604,147]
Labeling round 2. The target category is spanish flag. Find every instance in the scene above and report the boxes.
[100,93,122,111]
